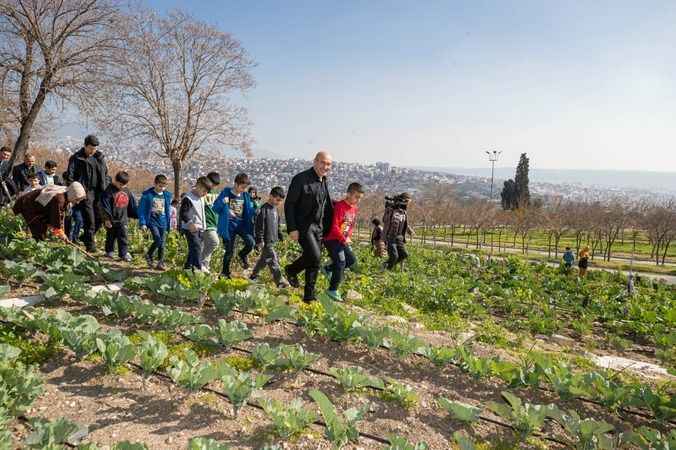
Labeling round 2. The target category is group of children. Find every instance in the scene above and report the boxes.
[93,167,382,301]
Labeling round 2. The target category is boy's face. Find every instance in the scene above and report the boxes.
[154,181,167,193]
[29,177,39,188]
[0,150,10,160]
[113,180,128,190]
[195,185,209,197]
[234,182,249,194]
[345,191,364,206]
[45,166,56,175]
[270,196,284,207]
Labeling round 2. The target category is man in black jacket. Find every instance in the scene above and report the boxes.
[284,151,334,302]
[0,147,17,207]
[12,153,37,192]
[66,135,109,252]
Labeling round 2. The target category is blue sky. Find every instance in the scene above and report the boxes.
[105,1,676,171]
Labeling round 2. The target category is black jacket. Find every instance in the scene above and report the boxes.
[66,148,109,193]
[284,167,333,235]
[255,202,283,246]
[0,161,17,206]
[12,163,37,192]
[99,184,138,225]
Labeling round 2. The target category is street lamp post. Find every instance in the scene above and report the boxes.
[485,150,502,200]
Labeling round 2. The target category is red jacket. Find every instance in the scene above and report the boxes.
[324,199,358,244]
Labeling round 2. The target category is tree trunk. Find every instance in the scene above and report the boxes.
[450,225,455,247]
[172,159,182,199]
[9,78,50,169]
[661,240,671,265]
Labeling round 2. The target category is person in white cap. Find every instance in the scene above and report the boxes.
[12,182,86,241]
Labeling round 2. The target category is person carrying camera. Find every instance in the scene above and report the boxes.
[383,192,412,270]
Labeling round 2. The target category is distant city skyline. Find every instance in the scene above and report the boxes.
[53,0,676,173]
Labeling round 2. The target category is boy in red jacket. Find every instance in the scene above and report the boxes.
[323,182,365,301]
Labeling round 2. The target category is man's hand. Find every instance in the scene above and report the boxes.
[289,231,299,241]
[104,220,112,229]
[188,223,198,233]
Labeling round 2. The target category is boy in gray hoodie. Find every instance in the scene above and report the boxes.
[179,176,213,271]
[250,186,289,288]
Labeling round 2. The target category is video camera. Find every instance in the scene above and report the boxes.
[384,193,410,210]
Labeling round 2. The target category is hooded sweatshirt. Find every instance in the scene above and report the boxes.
[179,191,207,231]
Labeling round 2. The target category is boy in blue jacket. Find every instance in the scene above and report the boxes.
[138,174,172,270]
[213,173,256,278]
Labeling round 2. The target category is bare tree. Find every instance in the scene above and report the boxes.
[542,200,569,258]
[643,200,676,265]
[0,0,121,171]
[598,200,631,261]
[95,10,255,197]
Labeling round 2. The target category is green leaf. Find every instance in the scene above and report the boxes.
[385,436,429,450]
[453,431,477,450]
[437,398,481,423]
[187,437,230,450]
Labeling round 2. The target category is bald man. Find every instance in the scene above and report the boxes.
[284,151,334,302]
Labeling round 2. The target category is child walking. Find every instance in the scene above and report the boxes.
[179,176,213,271]
[100,171,138,261]
[138,174,172,270]
[213,173,256,278]
[370,218,385,257]
[201,172,222,272]
[250,187,289,288]
[322,182,365,301]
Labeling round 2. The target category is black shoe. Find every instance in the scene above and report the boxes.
[240,255,250,270]
[302,297,316,304]
[285,267,300,288]
[220,273,231,280]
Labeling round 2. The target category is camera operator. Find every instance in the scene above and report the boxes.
[382,192,412,270]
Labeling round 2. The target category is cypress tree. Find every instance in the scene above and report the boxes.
[501,179,516,210]
[514,153,530,208]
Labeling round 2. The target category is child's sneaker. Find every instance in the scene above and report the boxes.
[239,255,250,270]
[105,251,114,258]
[326,290,343,302]
[145,254,153,267]
[249,273,259,282]
[155,262,166,271]
[277,280,290,289]
[122,253,133,262]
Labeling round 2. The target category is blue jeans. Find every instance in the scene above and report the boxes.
[221,230,255,276]
[183,230,203,270]
[68,208,83,242]
[324,240,356,291]
[147,224,166,263]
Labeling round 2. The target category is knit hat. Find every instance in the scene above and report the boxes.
[66,182,86,202]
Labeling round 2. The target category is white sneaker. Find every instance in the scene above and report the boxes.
[122,254,133,262]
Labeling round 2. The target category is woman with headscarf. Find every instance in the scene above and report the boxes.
[12,182,86,241]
